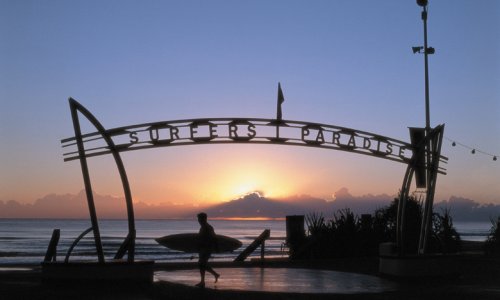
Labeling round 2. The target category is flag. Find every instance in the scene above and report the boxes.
[277,82,285,121]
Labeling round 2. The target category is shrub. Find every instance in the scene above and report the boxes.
[329,208,360,257]
[374,193,423,254]
[485,217,500,255]
[430,208,461,254]
[305,212,327,236]
[301,192,461,258]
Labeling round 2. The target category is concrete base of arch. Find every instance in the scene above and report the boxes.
[378,243,459,278]
[41,260,155,284]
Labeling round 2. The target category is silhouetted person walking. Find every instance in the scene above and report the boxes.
[196,212,219,288]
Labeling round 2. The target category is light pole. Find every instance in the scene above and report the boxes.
[413,0,435,132]
[415,0,436,254]
[419,0,432,132]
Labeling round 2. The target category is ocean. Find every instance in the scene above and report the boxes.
[0,219,287,265]
[0,219,492,265]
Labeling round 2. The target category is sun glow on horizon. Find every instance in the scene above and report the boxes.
[124,145,403,206]
[213,217,285,221]
[215,178,296,203]
[186,152,301,203]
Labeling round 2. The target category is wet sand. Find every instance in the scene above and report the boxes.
[1,257,500,300]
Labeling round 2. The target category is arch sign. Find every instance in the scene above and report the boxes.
[61,97,446,263]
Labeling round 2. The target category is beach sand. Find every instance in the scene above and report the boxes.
[2,257,500,300]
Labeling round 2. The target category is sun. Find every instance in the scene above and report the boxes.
[179,149,305,204]
[215,176,290,202]
[230,183,262,199]
[211,166,298,201]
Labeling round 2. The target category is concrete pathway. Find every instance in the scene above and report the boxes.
[155,267,398,294]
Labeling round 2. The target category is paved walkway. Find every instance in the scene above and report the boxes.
[155,267,398,294]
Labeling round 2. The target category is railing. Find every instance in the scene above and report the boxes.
[234,229,270,262]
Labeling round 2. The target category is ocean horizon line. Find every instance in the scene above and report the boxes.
[0,217,287,221]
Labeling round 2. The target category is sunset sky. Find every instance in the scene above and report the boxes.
[1,0,499,211]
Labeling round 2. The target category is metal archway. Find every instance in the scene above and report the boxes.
[62,98,446,262]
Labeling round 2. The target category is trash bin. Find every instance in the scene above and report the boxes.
[286,215,305,256]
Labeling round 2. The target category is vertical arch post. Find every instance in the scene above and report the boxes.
[69,98,136,262]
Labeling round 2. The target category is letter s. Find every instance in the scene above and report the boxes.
[129,131,139,144]
[247,124,256,138]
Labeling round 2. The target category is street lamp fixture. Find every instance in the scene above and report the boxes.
[417,0,428,7]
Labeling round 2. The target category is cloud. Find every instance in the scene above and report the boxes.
[434,196,500,222]
[202,192,305,218]
[330,188,393,215]
[0,190,201,219]
[203,189,394,219]
[0,192,88,218]
[0,188,394,219]
[3,189,499,221]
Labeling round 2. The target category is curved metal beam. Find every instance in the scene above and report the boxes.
[62,117,422,166]
[396,164,415,255]
[65,227,93,263]
[70,101,105,263]
[69,98,136,262]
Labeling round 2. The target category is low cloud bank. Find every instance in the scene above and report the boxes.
[0,190,202,219]
[434,196,500,222]
[1,189,499,221]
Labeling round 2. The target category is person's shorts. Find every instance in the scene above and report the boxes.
[198,251,211,266]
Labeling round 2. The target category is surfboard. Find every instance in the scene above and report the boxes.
[155,233,242,253]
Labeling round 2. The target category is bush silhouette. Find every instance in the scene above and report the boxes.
[485,217,500,255]
[301,193,461,258]
[430,208,461,254]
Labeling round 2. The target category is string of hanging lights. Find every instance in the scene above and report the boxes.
[444,137,498,161]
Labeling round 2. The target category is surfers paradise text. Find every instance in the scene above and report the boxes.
[63,119,415,164]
